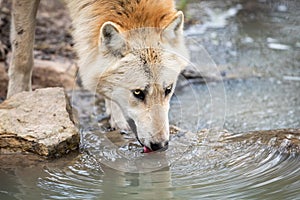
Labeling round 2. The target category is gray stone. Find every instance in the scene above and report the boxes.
[0,87,79,158]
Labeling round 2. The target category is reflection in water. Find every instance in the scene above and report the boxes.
[35,156,175,199]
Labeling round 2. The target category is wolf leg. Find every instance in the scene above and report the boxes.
[105,99,130,131]
[7,0,40,98]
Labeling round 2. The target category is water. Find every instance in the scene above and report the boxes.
[1,0,300,199]
[1,128,299,199]
[171,77,300,133]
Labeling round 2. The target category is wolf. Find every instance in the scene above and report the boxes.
[7,0,189,152]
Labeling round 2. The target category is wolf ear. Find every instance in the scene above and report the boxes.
[99,22,126,57]
[162,11,184,43]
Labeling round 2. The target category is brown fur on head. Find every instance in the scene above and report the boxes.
[66,0,182,67]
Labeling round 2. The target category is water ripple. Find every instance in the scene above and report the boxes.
[34,128,300,200]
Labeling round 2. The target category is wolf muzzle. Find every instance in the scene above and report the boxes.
[127,117,169,152]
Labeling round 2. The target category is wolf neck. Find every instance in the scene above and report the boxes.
[66,0,177,67]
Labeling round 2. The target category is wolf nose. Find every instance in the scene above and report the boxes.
[150,141,169,151]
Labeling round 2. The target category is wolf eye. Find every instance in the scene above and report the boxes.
[133,89,145,101]
[165,84,173,96]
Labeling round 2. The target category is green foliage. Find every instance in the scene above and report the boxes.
[177,0,188,12]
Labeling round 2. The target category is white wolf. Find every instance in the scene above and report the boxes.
[8,0,189,152]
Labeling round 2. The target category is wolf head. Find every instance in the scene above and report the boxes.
[83,11,188,151]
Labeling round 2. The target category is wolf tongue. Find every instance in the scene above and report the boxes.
[143,146,152,153]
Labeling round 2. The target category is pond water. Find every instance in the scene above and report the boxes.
[1,0,300,199]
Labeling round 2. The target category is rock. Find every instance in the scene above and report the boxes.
[32,59,78,90]
[0,87,80,158]
[0,58,79,99]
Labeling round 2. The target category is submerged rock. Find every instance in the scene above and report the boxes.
[223,129,300,154]
[0,87,79,158]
